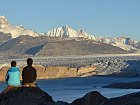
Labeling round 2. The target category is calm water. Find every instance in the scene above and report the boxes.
[0,76,140,102]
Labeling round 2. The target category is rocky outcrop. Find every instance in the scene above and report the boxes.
[71,91,108,105]
[0,65,98,81]
[36,66,77,79]
[0,88,107,105]
[77,66,97,77]
[1,87,140,105]
[0,87,54,105]
[103,81,140,89]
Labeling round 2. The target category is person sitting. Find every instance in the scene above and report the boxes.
[2,61,21,94]
[22,58,37,87]
[5,61,21,87]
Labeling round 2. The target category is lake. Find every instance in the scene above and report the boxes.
[0,76,140,103]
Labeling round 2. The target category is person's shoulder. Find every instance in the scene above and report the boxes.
[8,67,20,72]
[23,66,28,71]
[7,68,11,72]
[32,66,36,70]
[23,66,28,69]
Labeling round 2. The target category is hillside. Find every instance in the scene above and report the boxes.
[36,38,128,56]
[0,36,128,58]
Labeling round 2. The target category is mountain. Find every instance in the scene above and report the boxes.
[0,32,11,43]
[0,16,10,28]
[35,38,128,56]
[45,26,140,52]
[0,35,50,58]
[46,26,96,40]
[0,35,128,59]
[96,37,140,52]
[0,16,39,38]
[0,16,139,58]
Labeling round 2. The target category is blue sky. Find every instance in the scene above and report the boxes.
[1,0,140,41]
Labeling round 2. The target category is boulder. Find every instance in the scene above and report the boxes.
[0,87,54,105]
[71,91,108,105]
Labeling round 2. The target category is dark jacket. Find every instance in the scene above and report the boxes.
[22,66,37,84]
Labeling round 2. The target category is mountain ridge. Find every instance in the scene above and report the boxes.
[0,16,39,38]
[0,16,139,58]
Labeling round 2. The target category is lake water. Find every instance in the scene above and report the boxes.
[0,76,140,103]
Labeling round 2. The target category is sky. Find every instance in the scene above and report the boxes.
[0,0,140,41]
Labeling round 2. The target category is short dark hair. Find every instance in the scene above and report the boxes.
[27,58,33,66]
[11,61,16,67]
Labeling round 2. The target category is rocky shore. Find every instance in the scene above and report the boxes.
[0,86,140,105]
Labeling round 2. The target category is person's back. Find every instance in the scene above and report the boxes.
[22,66,37,84]
[22,58,37,86]
[6,61,21,87]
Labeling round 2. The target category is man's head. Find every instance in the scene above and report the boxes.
[11,61,16,67]
[27,58,33,66]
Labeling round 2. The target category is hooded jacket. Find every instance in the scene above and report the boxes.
[6,67,21,86]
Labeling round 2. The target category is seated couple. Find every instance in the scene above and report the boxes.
[5,58,37,88]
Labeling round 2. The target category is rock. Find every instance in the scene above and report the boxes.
[1,87,140,105]
[0,87,54,105]
[42,66,77,79]
[77,66,97,77]
[103,81,140,89]
[101,92,140,105]
[71,91,108,105]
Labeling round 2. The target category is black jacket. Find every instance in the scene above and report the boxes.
[22,66,37,84]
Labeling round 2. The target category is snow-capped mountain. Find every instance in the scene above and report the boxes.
[46,26,96,40]
[0,16,140,52]
[46,26,140,51]
[96,37,140,51]
[0,16,39,38]
[0,16,10,28]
